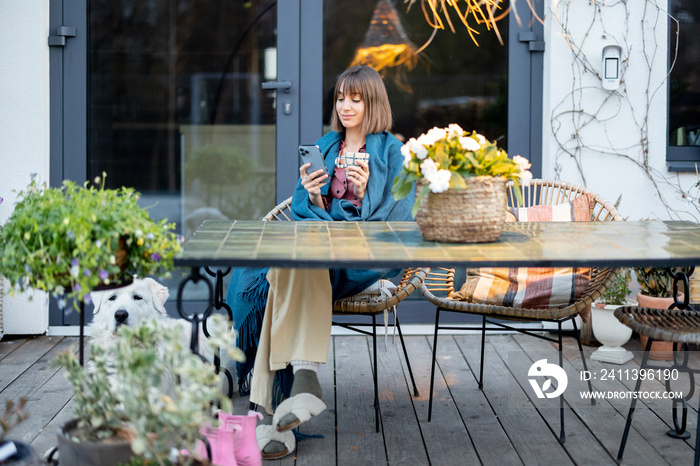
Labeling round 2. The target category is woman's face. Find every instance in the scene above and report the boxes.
[335,85,365,130]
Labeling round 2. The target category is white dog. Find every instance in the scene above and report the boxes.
[88,277,238,395]
[89,277,171,342]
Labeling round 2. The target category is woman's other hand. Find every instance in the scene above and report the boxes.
[300,163,328,208]
[346,159,369,201]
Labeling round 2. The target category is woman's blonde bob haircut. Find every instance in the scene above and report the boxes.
[330,65,393,135]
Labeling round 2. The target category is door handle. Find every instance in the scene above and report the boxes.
[262,80,292,93]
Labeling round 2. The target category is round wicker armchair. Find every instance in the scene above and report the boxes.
[419,179,622,442]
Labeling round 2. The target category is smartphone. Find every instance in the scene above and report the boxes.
[299,144,329,178]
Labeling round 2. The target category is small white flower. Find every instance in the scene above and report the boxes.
[413,143,429,160]
[512,155,531,171]
[425,127,447,145]
[447,124,464,138]
[420,158,438,178]
[459,136,481,152]
[402,151,412,168]
[70,264,80,279]
[427,169,452,193]
[475,133,487,145]
[519,170,533,186]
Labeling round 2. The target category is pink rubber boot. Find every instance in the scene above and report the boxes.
[198,423,240,466]
[219,410,263,466]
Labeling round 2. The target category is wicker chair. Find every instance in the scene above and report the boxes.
[419,179,622,442]
[263,197,429,432]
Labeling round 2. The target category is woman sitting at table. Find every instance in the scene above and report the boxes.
[226,65,415,459]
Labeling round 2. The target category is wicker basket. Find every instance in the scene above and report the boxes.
[415,176,507,243]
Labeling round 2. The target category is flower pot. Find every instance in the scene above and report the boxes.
[590,301,636,364]
[57,419,135,466]
[416,176,507,243]
[636,292,683,361]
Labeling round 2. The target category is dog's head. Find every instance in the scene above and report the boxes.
[89,277,169,339]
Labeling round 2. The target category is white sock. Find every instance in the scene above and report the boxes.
[290,360,319,374]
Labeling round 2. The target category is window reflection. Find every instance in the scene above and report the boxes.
[88,0,277,237]
[324,0,508,144]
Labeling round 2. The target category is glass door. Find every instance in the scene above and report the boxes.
[87,0,280,238]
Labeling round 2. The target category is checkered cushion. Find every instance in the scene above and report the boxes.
[453,194,593,320]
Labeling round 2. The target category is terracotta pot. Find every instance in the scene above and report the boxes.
[636,292,683,361]
[57,419,135,466]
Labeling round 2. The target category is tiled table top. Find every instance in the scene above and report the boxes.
[175,220,700,269]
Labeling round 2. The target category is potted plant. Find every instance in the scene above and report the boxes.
[590,269,636,364]
[0,397,43,465]
[392,124,532,243]
[0,175,182,305]
[634,266,687,360]
[54,314,244,466]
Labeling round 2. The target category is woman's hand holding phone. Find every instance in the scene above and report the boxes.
[300,163,329,209]
[346,159,369,201]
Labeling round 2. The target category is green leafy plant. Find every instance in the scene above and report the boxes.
[0,175,182,303]
[55,314,244,465]
[55,343,126,442]
[392,124,532,215]
[634,266,689,298]
[598,269,632,305]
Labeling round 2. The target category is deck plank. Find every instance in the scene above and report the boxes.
[0,336,29,361]
[0,337,77,445]
[375,333,430,465]
[0,336,64,392]
[402,335,481,465]
[3,334,696,465]
[581,339,699,460]
[295,341,336,465]
[456,334,575,466]
[513,333,673,465]
[434,335,522,465]
[333,336,386,465]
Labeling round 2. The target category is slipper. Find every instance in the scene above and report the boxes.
[273,392,327,432]
[256,423,295,460]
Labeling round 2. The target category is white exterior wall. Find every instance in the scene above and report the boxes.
[0,0,51,335]
[543,0,698,221]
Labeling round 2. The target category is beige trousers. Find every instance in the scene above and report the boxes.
[249,267,333,414]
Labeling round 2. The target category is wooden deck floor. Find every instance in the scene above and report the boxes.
[1,332,699,465]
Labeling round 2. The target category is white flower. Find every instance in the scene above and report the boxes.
[519,170,533,186]
[400,144,413,168]
[420,158,438,178]
[475,133,487,145]
[427,169,452,193]
[447,124,464,138]
[459,136,481,152]
[419,127,447,147]
[403,137,429,161]
[512,155,531,171]
[413,143,429,160]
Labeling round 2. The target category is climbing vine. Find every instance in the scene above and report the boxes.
[549,0,700,220]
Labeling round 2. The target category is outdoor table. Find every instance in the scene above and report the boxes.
[175,219,700,269]
[174,219,700,436]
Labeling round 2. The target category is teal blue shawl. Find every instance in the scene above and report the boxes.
[226,130,414,400]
